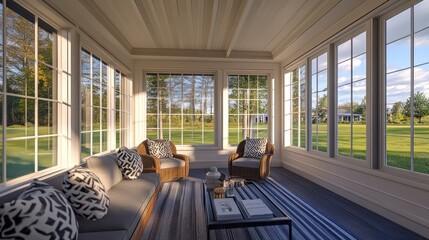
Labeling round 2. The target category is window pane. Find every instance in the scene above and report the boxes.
[338,60,351,86]
[81,106,91,132]
[6,58,35,96]
[387,37,411,72]
[414,28,429,66]
[386,9,410,43]
[38,64,55,99]
[38,137,57,171]
[7,139,35,180]
[81,51,91,106]
[414,0,429,32]
[353,55,366,81]
[38,100,57,135]
[81,132,91,158]
[387,128,411,170]
[414,136,429,174]
[353,32,366,57]
[7,96,35,138]
[92,131,100,154]
[38,21,55,66]
[386,69,410,105]
[6,6,35,62]
[337,40,351,63]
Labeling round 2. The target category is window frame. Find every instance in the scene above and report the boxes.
[144,71,216,147]
[283,62,307,149]
[0,0,72,185]
[333,27,371,165]
[309,49,329,155]
[380,1,429,179]
[227,73,270,145]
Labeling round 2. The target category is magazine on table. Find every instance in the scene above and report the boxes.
[239,198,274,218]
[213,198,243,221]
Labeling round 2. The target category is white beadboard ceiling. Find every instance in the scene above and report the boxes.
[42,0,372,61]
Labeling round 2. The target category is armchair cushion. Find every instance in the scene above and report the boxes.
[159,157,186,169]
[243,137,268,159]
[147,139,173,158]
[231,157,261,168]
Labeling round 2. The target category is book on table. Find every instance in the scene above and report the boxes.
[239,198,274,218]
[213,198,243,221]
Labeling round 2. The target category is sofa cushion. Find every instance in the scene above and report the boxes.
[232,157,261,168]
[77,173,160,237]
[159,157,186,169]
[243,137,267,159]
[0,181,79,240]
[86,153,123,190]
[63,167,110,220]
[117,147,143,180]
[147,139,173,158]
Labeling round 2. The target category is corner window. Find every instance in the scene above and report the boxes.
[0,0,60,182]
[310,52,328,152]
[228,74,268,145]
[384,0,429,174]
[336,32,367,160]
[146,73,215,145]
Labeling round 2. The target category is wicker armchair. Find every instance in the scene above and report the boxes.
[136,139,189,182]
[228,140,274,180]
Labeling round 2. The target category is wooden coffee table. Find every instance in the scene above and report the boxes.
[203,181,292,240]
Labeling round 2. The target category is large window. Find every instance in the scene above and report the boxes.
[146,73,215,145]
[336,32,367,160]
[0,0,59,182]
[310,53,328,152]
[228,74,268,145]
[385,0,429,174]
[81,49,110,158]
[284,65,306,148]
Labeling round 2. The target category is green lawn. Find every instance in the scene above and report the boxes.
[2,126,57,180]
[312,123,429,174]
[3,123,429,182]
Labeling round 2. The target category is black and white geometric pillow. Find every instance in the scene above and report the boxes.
[243,137,268,159]
[0,181,79,240]
[62,167,110,220]
[117,147,144,180]
[147,139,173,158]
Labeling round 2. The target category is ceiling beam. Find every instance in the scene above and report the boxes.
[131,48,272,60]
[206,0,219,49]
[225,0,253,57]
[79,0,132,51]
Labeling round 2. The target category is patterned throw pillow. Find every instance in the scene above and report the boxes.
[147,139,173,158]
[0,181,79,240]
[117,147,144,180]
[243,137,268,159]
[62,167,110,220]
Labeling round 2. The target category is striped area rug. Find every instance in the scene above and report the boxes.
[141,177,357,240]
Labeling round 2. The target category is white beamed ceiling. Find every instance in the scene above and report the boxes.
[43,0,373,61]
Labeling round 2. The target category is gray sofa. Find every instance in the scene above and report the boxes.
[0,152,161,240]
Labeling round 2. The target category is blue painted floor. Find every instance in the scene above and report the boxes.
[189,167,427,240]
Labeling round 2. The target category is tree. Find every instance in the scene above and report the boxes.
[391,101,405,123]
[404,91,429,123]
[315,94,328,123]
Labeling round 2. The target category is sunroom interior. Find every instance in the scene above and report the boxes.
[0,0,429,238]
